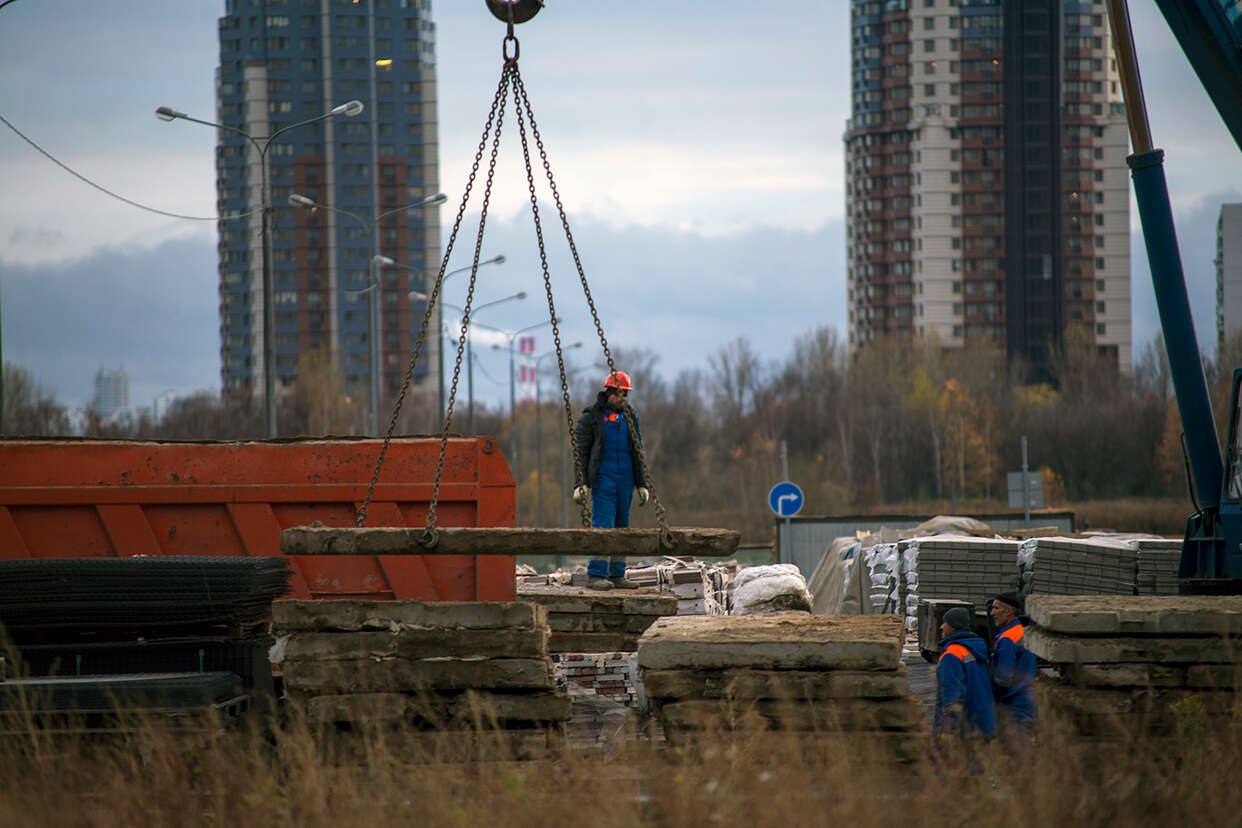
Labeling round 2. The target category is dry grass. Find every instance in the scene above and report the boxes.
[0,699,1239,827]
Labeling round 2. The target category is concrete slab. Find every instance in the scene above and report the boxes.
[636,614,903,671]
[546,612,662,634]
[1026,627,1241,664]
[1026,595,1242,635]
[283,628,548,661]
[548,632,640,654]
[643,668,909,700]
[274,600,546,632]
[515,586,677,616]
[282,657,555,694]
[655,697,923,731]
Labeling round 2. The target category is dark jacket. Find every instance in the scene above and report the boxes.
[992,620,1037,722]
[934,630,997,739]
[574,391,648,489]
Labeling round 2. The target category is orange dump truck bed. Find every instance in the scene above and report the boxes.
[0,437,516,602]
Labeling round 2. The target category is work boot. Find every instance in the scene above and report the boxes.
[587,576,614,591]
[609,575,640,590]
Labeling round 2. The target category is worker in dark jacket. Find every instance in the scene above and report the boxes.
[934,607,997,742]
[989,591,1037,730]
[571,370,650,590]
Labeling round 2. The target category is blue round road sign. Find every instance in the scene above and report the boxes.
[768,481,804,517]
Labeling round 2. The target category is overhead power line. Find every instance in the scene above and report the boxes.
[0,112,259,223]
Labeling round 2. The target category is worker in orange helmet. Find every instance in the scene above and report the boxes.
[572,370,650,590]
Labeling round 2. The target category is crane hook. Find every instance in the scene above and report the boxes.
[485,0,544,25]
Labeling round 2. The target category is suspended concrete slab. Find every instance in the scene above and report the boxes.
[280,525,742,559]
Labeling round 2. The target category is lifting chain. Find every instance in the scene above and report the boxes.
[357,18,674,550]
[355,63,510,533]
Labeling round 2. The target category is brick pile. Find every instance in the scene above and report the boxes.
[1026,595,1242,741]
[273,600,570,759]
[553,652,640,704]
[626,560,730,614]
[637,614,923,758]
[515,584,677,652]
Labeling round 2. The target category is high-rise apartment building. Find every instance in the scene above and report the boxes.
[1217,203,1242,352]
[92,368,130,418]
[845,0,1131,376]
[215,0,440,410]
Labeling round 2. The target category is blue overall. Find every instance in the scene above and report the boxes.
[992,620,1038,724]
[587,411,634,579]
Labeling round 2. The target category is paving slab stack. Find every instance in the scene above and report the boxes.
[1025,595,1242,741]
[637,614,923,759]
[515,584,678,652]
[902,536,1023,655]
[1131,539,1182,596]
[626,560,730,615]
[273,600,570,759]
[1019,537,1137,597]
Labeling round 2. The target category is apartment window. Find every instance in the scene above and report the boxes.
[926,60,937,74]
[952,281,961,293]
[924,17,935,30]
[1096,279,1106,292]
[1096,323,1106,335]
[925,83,936,96]
[924,38,936,53]
[1095,257,1106,269]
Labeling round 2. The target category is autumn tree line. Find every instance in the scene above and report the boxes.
[5,324,1239,540]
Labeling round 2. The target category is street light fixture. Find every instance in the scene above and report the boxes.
[490,317,558,519]
[454,292,527,433]
[534,342,583,527]
[288,191,446,435]
[157,100,364,438]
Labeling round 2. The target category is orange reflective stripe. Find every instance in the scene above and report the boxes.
[939,643,973,663]
[999,624,1025,645]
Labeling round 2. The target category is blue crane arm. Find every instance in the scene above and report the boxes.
[1153,1,1242,155]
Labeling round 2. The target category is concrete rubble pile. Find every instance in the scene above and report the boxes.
[1026,595,1242,741]
[554,652,641,704]
[272,600,570,758]
[515,584,677,653]
[637,613,924,758]
[1020,537,1137,597]
[1131,538,1182,596]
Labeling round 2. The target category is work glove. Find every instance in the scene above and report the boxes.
[637,487,650,507]
[572,485,589,505]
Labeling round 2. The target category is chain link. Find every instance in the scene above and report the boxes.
[420,66,512,545]
[355,64,510,531]
[358,37,674,549]
[509,68,591,527]
[512,71,674,547]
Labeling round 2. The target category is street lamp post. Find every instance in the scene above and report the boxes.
[462,293,527,433]
[156,101,364,438]
[438,256,505,429]
[288,192,446,436]
[492,319,556,524]
[534,343,582,527]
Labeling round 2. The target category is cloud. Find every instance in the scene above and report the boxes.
[0,237,219,409]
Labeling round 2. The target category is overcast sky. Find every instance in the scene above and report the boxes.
[1,1,1240,411]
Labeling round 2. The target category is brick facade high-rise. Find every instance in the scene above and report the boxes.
[215,0,440,407]
[845,0,1130,377]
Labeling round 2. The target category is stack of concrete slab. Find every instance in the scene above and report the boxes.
[1131,539,1182,596]
[273,600,570,758]
[1026,595,1242,740]
[638,614,922,757]
[1020,537,1137,596]
[553,652,640,704]
[516,584,677,652]
[906,536,1022,608]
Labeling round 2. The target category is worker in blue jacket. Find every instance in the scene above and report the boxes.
[934,607,997,742]
[571,370,650,590]
[989,591,1037,729]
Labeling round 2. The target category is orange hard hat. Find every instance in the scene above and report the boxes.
[603,371,633,391]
